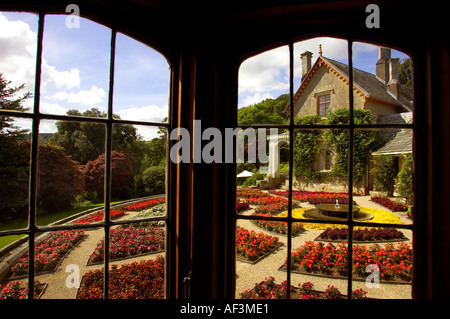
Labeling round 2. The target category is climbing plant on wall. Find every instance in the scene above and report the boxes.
[293,115,324,182]
[325,108,379,182]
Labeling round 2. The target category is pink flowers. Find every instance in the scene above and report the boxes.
[11,230,85,276]
[88,226,165,264]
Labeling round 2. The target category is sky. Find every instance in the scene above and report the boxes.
[1,12,410,139]
[0,11,169,140]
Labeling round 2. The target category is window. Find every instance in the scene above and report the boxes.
[236,37,415,299]
[316,147,332,171]
[0,11,170,299]
[318,94,331,117]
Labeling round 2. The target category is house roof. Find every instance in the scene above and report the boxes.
[372,112,413,156]
[287,55,413,115]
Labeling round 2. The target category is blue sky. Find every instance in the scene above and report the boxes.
[1,12,410,137]
[0,11,169,140]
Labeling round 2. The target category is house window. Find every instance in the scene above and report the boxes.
[316,147,332,171]
[318,94,331,117]
[0,11,170,299]
[236,37,415,299]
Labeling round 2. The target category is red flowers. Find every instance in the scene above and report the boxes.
[269,190,359,204]
[288,241,412,282]
[77,256,165,299]
[123,198,166,212]
[236,227,280,262]
[72,209,125,224]
[370,196,407,212]
[236,201,250,212]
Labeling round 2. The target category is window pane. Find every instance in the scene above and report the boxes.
[106,225,165,299]
[40,15,111,117]
[0,117,31,231]
[353,128,414,225]
[351,227,412,299]
[76,230,105,299]
[293,37,349,123]
[113,33,169,123]
[0,234,32,299]
[236,223,286,299]
[36,119,105,226]
[236,129,290,219]
[111,124,167,221]
[292,128,351,221]
[238,45,289,125]
[290,223,349,299]
[351,42,414,124]
[0,12,38,113]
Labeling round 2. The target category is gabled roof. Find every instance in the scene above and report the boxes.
[287,55,413,115]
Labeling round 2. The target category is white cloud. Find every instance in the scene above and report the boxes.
[40,102,69,115]
[0,13,37,93]
[67,86,105,105]
[116,104,168,123]
[241,93,274,107]
[0,13,81,96]
[40,64,80,91]
[238,46,290,95]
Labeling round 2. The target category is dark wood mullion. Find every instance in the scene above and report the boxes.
[27,11,45,299]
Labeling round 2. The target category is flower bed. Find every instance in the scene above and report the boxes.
[72,209,125,224]
[237,188,270,199]
[11,230,85,277]
[128,203,166,226]
[250,213,304,236]
[316,227,407,243]
[284,241,412,282]
[370,196,407,212]
[240,277,367,299]
[0,280,46,299]
[122,198,166,212]
[77,256,165,299]
[269,190,359,203]
[236,200,250,212]
[87,226,165,265]
[236,227,280,263]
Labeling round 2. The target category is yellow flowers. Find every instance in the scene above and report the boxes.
[279,207,403,230]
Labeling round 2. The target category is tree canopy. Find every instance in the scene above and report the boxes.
[238,94,289,125]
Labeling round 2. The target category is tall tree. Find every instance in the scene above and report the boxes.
[0,74,31,220]
[49,108,139,164]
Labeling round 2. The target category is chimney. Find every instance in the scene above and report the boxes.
[301,51,313,81]
[388,57,401,98]
[376,47,391,84]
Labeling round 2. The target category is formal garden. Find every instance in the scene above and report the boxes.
[1,188,413,299]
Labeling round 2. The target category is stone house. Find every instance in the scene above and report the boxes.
[265,46,413,194]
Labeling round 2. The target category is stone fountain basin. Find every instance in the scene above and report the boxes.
[315,203,360,218]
